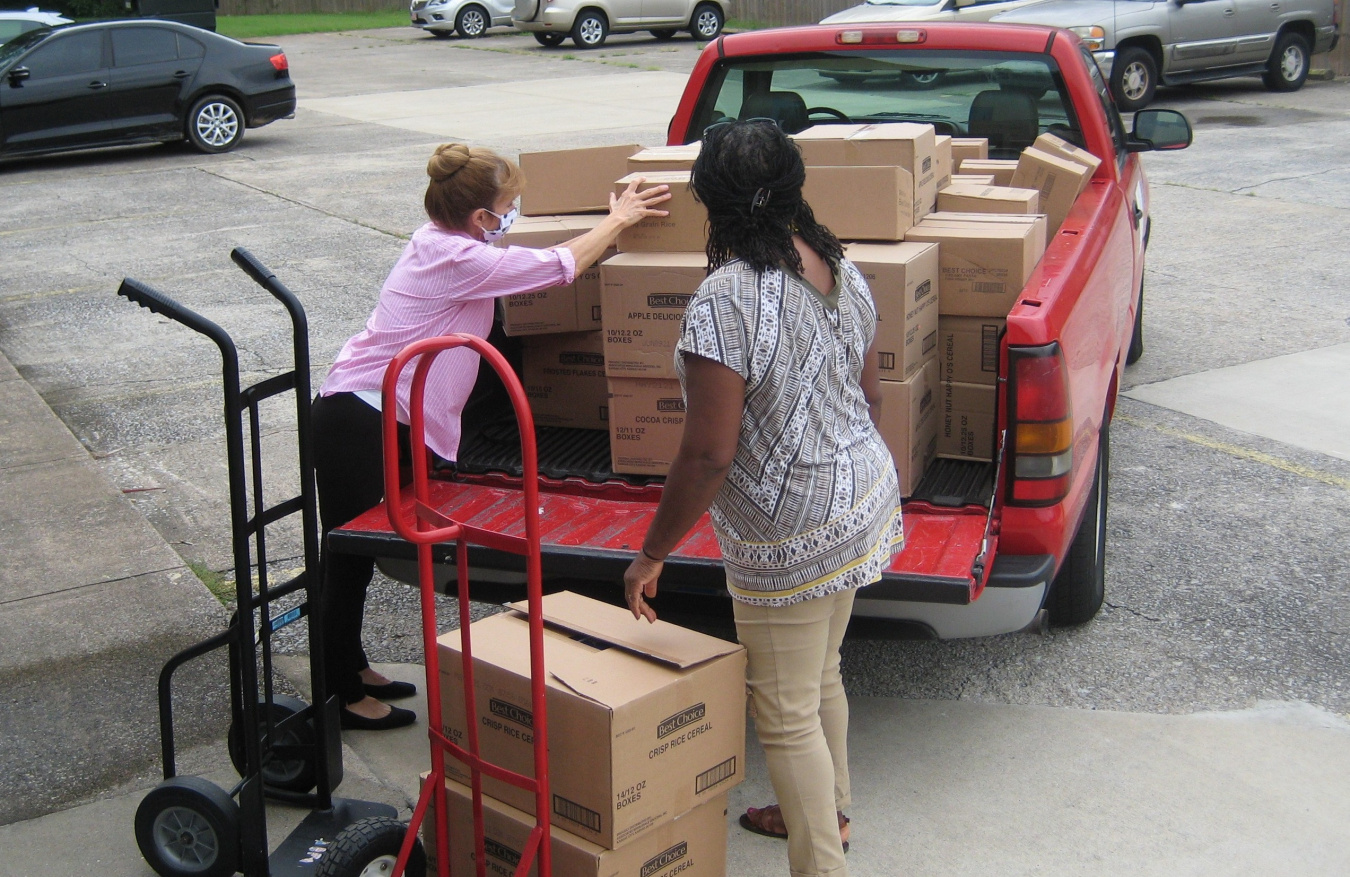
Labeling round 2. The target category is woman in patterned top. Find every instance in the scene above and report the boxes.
[622,120,904,877]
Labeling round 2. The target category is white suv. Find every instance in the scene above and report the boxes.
[512,0,727,48]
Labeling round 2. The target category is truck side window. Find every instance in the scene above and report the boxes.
[1083,48,1127,165]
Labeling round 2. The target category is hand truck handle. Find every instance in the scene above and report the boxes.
[117,278,237,359]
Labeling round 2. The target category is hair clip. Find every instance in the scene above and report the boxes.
[751,188,772,213]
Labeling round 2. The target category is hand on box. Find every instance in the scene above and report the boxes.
[610,177,671,229]
[623,552,662,623]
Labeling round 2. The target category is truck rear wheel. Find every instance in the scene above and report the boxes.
[1047,423,1107,626]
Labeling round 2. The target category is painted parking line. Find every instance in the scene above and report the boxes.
[302,70,690,139]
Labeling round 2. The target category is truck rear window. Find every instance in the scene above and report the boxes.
[687,50,1081,159]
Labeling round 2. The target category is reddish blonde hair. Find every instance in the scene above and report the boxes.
[424,144,525,231]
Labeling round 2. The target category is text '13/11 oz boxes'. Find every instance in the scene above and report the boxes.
[437,592,745,850]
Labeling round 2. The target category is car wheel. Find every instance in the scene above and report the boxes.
[1109,46,1157,113]
[533,31,565,47]
[455,4,489,37]
[186,95,244,154]
[1263,31,1310,92]
[650,28,678,40]
[571,9,607,48]
[901,69,944,90]
[1046,421,1108,626]
[689,2,723,41]
[1126,279,1144,365]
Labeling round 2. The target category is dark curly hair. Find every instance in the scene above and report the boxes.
[691,120,843,276]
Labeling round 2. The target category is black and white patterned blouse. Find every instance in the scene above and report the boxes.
[675,257,905,606]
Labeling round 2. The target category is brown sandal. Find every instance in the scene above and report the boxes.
[738,804,850,852]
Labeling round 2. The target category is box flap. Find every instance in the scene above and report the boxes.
[509,591,741,669]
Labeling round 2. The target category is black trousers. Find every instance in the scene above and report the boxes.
[311,392,410,706]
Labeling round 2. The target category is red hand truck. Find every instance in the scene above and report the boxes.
[319,333,552,877]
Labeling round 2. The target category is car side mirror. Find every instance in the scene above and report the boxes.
[8,66,31,86]
[1127,108,1192,152]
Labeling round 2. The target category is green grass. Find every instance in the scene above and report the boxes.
[217,11,409,40]
[188,560,234,605]
[725,18,768,32]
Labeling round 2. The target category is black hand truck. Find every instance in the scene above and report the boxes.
[120,249,396,877]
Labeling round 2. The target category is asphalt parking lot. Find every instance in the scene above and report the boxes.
[1,24,1349,874]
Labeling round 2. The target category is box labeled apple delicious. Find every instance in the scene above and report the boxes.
[437,592,746,850]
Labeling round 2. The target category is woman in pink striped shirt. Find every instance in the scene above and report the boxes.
[313,143,670,731]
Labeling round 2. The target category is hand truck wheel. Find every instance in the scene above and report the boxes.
[227,693,318,793]
[134,776,241,877]
[315,816,427,877]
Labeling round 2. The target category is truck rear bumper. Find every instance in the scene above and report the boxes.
[854,554,1052,638]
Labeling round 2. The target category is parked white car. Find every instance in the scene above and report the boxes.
[0,7,70,44]
[411,0,514,38]
[512,0,727,48]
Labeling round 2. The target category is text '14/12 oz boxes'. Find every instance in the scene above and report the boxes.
[844,241,939,381]
[425,779,728,877]
[438,592,744,849]
[521,331,609,430]
[607,378,686,477]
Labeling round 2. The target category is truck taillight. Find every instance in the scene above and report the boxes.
[1008,343,1073,506]
[270,53,289,73]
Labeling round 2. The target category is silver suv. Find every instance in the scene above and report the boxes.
[512,0,727,48]
[992,0,1340,110]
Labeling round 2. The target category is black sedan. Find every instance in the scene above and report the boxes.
[0,19,295,159]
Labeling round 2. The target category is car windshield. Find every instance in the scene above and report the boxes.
[686,50,1080,158]
[0,26,46,63]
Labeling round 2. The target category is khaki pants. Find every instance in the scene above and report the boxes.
[734,588,856,877]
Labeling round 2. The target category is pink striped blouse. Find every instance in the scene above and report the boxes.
[320,222,576,460]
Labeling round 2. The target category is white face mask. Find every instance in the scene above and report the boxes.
[480,207,518,243]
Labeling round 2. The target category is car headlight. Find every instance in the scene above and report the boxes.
[1069,25,1107,52]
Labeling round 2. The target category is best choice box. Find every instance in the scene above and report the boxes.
[938,380,997,461]
[793,123,937,222]
[613,171,707,253]
[844,241,939,380]
[500,215,612,335]
[522,331,608,430]
[608,378,686,476]
[600,252,705,379]
[437,592,745,849]
[426,779,728,877]
[877,358,940,496]
[933,133,952,191]
[521,144,641,216]
[1031,131,1102,177]
[627,143,702,174]
[937,316,1004,386]
[936,184,1039,215]
[905,220,1044,318]
[955,158,1018,186]
[803,165,914,240]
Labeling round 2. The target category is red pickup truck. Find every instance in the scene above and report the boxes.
[333,22,1191,638]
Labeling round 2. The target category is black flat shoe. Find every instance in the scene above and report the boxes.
[340,704,416,731]
[363,680,417,701]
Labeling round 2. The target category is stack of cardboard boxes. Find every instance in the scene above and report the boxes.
[429,591,746,877]
[499,127,1099,490]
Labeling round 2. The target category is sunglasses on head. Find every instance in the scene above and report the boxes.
[700,116,782,141]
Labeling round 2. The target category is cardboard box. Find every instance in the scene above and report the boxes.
[904,221,1044,317]
[1010,147,1094,235]
[950,137,988,166]
[877,359,939,497]
[1031,132,1102,177]
[936,185,1039,215]
[955,158,1018,186]
[500,215,612,336]
[844,241,939,381]
[627,143,702,174]
[937,316,1004,386]
[949,174,997,186]
[613,171,707,253]
[794,123,937,222]
[427,779,728,877]
[918,212,1049,263]
[600,252,705,379]
[521,144,642,216]
[607,378,687,476]
[937,380,997,461]
[437,592,745,849]
[803,165,914,241]
[522,331,609,430]
[933,133,952,191]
